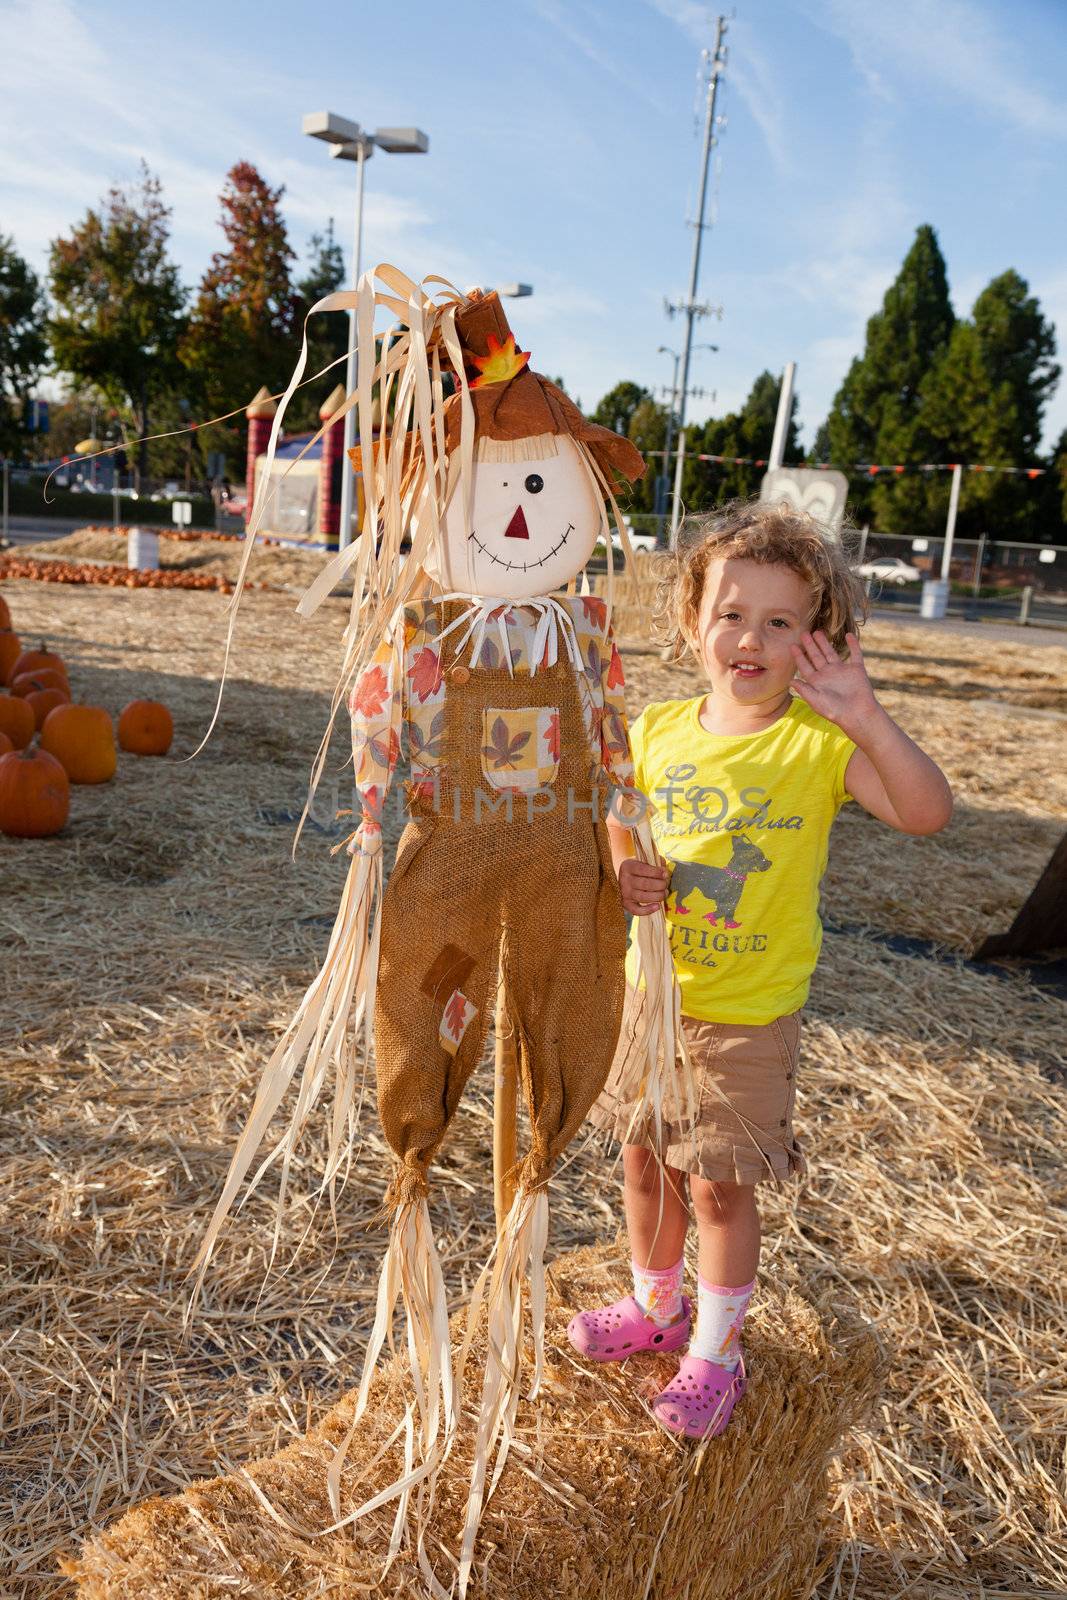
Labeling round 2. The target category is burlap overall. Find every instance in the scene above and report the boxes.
[375,607,628,1205]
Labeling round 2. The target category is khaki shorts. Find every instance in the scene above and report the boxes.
[588,986,805,1186]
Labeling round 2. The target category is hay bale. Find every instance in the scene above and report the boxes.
[593,551,662,641]
[67,1241,880,1600]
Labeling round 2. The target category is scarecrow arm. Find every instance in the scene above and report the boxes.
[348,628,404,850]
[598,625,636,793]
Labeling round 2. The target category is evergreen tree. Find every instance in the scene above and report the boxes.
[590,381,650,439]
[287,220,349,431]
[684,371,801,512]
[48,165,186,485]
[0,235,47,459]
[921,271,1059,539]
[809,420,831,465]
[623,395,668,517]
[181,162,299,471]
[824,224,954,533]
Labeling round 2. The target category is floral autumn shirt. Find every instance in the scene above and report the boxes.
[348,594,635,838]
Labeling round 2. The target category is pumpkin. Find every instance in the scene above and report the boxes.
[26,686,71,731]
[117,699,174,756]
[0,746,70,837]
[0,694,35,750]
[12,669,69,698]
[41,703,117,784]
[0,629,21,685]
[0,594,11,629]
[0,732,13,757]
[12,642,67,683]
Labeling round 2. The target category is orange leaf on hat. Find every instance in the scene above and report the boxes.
[469,332,531,390]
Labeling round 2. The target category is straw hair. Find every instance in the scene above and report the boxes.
[657,497,868,662]
[474,432,560,462]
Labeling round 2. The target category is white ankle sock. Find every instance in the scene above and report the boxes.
[689,1276,755,1368]
[631,1257,684,1326]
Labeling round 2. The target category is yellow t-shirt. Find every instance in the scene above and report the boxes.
[624,695,855,1024]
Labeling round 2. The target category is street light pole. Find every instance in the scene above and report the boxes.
[337,136,371,553]
[303,113,428,549]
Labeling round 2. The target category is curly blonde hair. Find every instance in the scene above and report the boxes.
[654,497,867,662]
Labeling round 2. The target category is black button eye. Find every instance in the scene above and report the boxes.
[524,473,544,494]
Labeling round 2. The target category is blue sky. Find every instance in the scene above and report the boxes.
[2,0,1065,453]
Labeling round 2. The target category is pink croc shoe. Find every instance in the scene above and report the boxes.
[652,1353,747,1439]
[567,1295,691,1363]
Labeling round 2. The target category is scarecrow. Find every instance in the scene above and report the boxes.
[192,266,691,1591]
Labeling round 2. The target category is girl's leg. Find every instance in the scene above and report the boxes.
[689,1176,760,1286]
[623,1143,689,1269]
[623,1143,689,1326]
[566,1144,692,1355]
[688,1177,759,1368]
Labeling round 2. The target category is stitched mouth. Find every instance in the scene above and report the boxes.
[467,523,575,572]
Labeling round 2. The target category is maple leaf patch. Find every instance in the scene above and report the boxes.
[482,715,532,770]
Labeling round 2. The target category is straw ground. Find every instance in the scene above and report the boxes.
[2,570,1065,1597]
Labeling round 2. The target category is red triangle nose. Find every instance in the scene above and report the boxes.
[504,505,530,540]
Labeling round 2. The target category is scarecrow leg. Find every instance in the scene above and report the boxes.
[493,979,520,1233]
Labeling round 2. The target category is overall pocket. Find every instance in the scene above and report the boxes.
[480,706,560,792]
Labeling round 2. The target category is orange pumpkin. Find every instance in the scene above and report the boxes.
[0,746,70,837]
[41,703,116,784]
[0,694,35,750]
[0,731,13,757]
[117,699,174,756]
[26,686,70,730]
[12,669,69,698]
[0,629,21,685]
[12,643,67,683]
[0,595,11,629]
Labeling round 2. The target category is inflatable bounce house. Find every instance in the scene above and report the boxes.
[243,382,369,547]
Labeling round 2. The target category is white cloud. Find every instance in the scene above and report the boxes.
[531,0,674,117]
[805,0,1067,140]
[645,1,794,175]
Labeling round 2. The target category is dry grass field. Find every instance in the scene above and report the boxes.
[2,566,1065,1598]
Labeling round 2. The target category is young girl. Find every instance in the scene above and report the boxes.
[568,499,952,1439]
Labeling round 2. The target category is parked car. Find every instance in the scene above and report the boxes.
[855,556,923,585]
[596,522,659,556]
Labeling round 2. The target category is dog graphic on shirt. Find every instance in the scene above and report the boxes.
[665,834,772,929]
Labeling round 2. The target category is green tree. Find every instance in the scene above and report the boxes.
[48,165,186,484]
[287,220,349,431]
[824,224,955,532]
[21,388,107,467]
[591,381,651,438]
[624,394,668,517]
[921,271,1059,539]
[0,235,47,458]
[181,161,298,471]
[684,371,801,511]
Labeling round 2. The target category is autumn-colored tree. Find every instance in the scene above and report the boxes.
[181,162,299,470]
[48,165,186,484]
[0,235,47,458]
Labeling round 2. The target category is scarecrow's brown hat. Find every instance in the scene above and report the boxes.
[441,290,645,485]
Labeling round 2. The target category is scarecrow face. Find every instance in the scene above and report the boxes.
[424,435,602,599]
